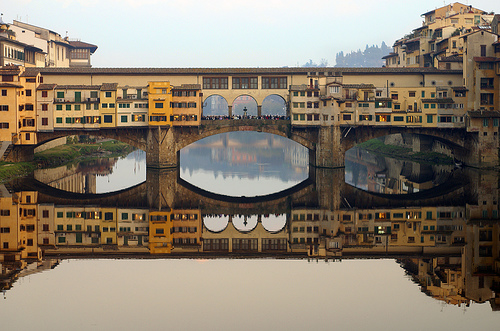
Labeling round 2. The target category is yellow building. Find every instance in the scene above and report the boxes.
[148,82,172,126]
[148,211,172,254]
[99,83,118,128]
[0,66,22,148]
[170,85,202,126]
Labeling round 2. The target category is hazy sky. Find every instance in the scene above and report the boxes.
[3,0,499,67]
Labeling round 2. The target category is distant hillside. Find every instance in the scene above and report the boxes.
[335,42,391,67]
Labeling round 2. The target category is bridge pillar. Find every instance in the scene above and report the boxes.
[228,106,232,118]
[146,168,179,210]
[314,167,346,210]
[257,105,262,118]
[313,126,347,168]
[146,127,178,169]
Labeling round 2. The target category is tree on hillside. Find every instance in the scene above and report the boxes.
[335,42,391,67]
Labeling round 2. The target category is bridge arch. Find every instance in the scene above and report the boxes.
[261,94,287,116]
[231,95,258,117]
[176,122,315,156]
[202,95,229,117]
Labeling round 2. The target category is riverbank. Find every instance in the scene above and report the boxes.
[356,139,454,165]
[0,140,136,184]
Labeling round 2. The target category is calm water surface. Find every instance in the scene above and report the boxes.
[2,133,500,330]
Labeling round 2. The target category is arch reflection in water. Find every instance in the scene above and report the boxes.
[203,215,230,233]
[4,168,500,312]
[179,131,309,197]
[34,149,146,194]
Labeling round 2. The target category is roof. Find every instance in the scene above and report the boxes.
[55,85,102,90]
[452,86,468,91]
[172,84,201,90]
[37,84,57,90]
[473,57,499,62]
[0,83,22,88]
[100,83,118,91]
[382,53,398,59]
[468,110,500,118]
[21,67,464,77]
[68,40,98,53]
[439,56,462,62]
[343,84,375,89]
[0,68,21,75]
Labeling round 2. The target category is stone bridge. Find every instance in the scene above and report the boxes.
[10,118,485,169]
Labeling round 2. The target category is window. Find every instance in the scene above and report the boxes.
[155,103,163,108]
[480,45,486,57]
[105,92,112,98]
[56,91,64,98]
[26,89,32,97]
[261,77,287,89]
[342,114,351,121]
[480,78,494,89]
[479,62,494,70]
[66,104,71,111]
[232,77,257,89]
[104,212,113,220]
[203,77,228,89]
[42,118,48,126]
[74,105,80,111]
[427,115,433,123]
[121,115,128,123]
[103,115,113,123]
[1,89,6,96]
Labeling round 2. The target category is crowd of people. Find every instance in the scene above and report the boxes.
[201,115,289,121]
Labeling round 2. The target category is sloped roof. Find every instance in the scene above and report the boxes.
[37,84,57,90]
[68,40,98,53]
[100,83,118,91]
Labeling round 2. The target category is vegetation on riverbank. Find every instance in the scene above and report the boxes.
[0,161,38,184]
[356,139,454,165]
[34,140,135,168]
[0,140,135,184]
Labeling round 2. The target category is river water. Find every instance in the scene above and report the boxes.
[1,132,500,330]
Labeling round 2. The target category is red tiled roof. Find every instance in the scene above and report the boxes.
[473,57,499,62]
[21,67,464,77]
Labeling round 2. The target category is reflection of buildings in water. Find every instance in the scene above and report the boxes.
[181,133,308,183]
[346,147,453,194]
[2,168,500,310]
[34,158,118,194]
[285,143,308,169]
